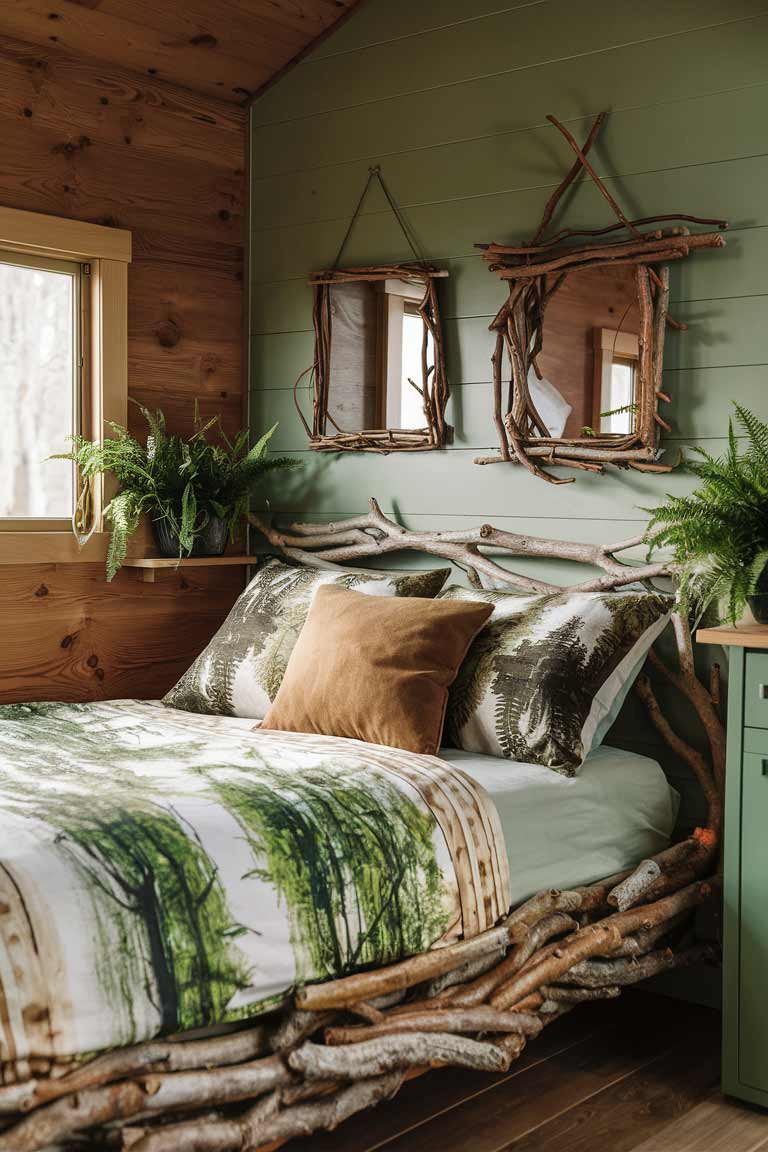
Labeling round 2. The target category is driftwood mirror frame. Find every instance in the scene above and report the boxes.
[475,112,728,484]
[298,263,451,453]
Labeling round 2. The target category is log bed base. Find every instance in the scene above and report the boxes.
[0,502,724,1152]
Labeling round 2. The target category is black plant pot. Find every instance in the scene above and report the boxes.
[748,562,768,624]
[152,514,229,558]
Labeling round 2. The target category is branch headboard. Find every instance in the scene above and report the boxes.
[250,497,725,861]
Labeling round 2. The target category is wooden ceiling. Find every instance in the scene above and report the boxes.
[0,0,362,103]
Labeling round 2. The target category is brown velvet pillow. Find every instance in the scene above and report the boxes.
[260,584,493,755]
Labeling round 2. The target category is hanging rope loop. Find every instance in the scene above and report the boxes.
[331,165,427,270]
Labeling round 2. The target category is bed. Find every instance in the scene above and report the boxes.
[440,746,678,906]
[0,503,723,1152]
[0,702,510,1071]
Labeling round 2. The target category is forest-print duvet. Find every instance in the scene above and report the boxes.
[0,700,509,1076]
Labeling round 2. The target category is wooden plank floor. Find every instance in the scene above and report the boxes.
[291,991,768,1152]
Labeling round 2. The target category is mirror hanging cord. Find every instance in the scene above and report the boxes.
[332,166,428,270]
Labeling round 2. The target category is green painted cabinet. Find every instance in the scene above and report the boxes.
[704,626,768,1106]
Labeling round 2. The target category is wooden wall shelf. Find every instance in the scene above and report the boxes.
[122,557,259,583]
[697,624,768,650]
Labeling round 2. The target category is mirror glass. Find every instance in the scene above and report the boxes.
[325,278,434,433]
[534,265,640,439]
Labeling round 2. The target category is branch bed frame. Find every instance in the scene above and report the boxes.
[0,502,724,1152]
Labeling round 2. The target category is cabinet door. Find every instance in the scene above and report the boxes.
[740,748,768,1091]
[746,653,768,729]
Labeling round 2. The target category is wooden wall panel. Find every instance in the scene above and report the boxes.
[0,566,244,703]
[0,0,361,104]
[0,33,246,703]
[249,0,768,828]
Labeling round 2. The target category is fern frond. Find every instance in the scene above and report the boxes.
[47,408,298,578]
[748,549,768,596]
[642,403,768,624]
[104,492,141,581]
[246,424,278,462]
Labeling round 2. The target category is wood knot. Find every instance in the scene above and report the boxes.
[52,134,92,155]
[155,318,181,349]
[95,668,105,681]
[86,655,99,668]
[218,208,231,222]
[480,524,493,538]
[34,583,49,597]
[190,33,218,48]
[23,1004,50,1024]
[60,634,75,649]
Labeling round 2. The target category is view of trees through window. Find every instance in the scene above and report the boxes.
[0,257,76,519]
[401,306,433,429]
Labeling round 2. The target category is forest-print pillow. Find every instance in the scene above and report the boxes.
[438,585,673,775]
[164,558,450,719]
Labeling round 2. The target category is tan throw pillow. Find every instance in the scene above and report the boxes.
[260,585,493,755]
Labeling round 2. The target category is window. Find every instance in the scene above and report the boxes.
[381,278,434,431]
[0,206,130,560]
[603,355,637,434]
[323,277,436,433]
[399,301,434,429]
[0,251,83,521]
[593,327,640,435]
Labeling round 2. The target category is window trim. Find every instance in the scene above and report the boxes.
[0,207,131,565]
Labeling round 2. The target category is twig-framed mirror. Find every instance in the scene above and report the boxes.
[475,112,727,484]
[302,262,450,452]
[294,167,452,453]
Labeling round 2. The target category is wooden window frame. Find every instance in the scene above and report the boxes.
[0,206,131,564]
[591,325,640,433]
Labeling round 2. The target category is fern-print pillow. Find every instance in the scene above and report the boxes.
[164,558,450,720]
[439,585,672,774]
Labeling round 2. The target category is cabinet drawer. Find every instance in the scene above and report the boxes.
[745,727,768,756]
[739,751,768,1091]
[745,653,768,729]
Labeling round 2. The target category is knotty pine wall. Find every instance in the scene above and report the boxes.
[0,34,246,703]
[250,0,768,825]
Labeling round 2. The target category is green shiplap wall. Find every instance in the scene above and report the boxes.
[250,0,768,824]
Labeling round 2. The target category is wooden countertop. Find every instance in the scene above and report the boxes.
[697,624,768,649]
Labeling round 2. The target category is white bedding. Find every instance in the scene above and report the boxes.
[439,744,679,906]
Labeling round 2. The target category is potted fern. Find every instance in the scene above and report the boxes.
[57,404,300,580]
[645,405,768,624]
